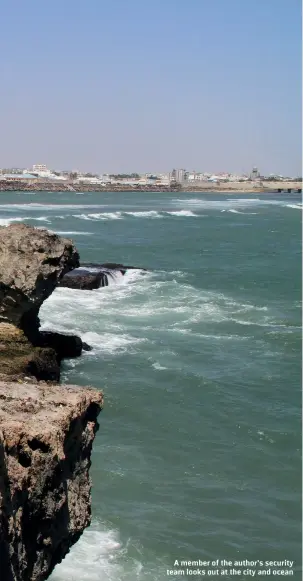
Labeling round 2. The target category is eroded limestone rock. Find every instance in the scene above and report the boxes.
[0,224,84,381]
[0,380,103,581]
[0,223,79,340]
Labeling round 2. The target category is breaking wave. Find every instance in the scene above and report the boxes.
[86,212,123,220]
[285,204,302,210]
[0,216,51,226]
[40,268,282,367]
[125,210,161,218]
[49,522,157,581]
[228,209,258,215]
[0,203,108,211]
[171,197,298,211]
[166,210,198,216]
[72,210,199,220]
[81,331,147,354]
[0,217,25,226]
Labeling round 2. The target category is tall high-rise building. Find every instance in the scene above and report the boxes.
[250,166,260,180]
[176,169,186,183]
[170,169,187,183]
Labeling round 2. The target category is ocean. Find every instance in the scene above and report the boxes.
[0,191,301,580]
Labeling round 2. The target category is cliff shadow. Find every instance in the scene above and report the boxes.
[0,436,14,581]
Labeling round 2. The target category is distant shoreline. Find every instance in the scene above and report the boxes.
[0,180,301,194]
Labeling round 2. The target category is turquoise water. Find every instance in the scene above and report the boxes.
[0,191,301,580]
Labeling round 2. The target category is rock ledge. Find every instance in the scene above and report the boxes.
[0,380,103,581]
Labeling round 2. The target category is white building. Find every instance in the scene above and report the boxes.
[28,165,67,180]
[187,173,206,181]
[100,174,111,183]
[76,176,104,185]
[50,175,67,181]
[31,164,52,177]
[157,175,170,185]
[32,164,48,172]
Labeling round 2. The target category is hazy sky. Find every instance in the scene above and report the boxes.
[0,0,301,175]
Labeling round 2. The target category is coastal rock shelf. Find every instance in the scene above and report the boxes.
[0,380,103,581]
[0,178,301,193]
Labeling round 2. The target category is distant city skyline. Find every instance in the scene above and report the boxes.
[1,162,299,177]
[1,162,299,176]
[1,163,300,182]
[0,0,301,176]
[1,161,302,177]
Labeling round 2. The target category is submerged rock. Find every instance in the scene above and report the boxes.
[0,380,103,581]
[60,263,147,290]
[37,331,83,360]
[59,269,106,290]
[82,262,147,273]
[0,223,79,341]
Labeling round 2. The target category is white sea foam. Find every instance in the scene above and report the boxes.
[107,270,125,284]
[152,362,168,370]
[228,209,257,215]
[73,210,200,220]
[40,268,273,362]
[81,331,146,354]
[119,269,146,284]
[125,210,162,218]
[29,216,52,222]
[73,212,123,220]
[40,312,146,354]
[0,203,107,211]
[83,268,136,285]
[0,216,52,226]
[49,524,143,581]
[0,217,24,226]
[285,204,302,210]
[166,210,198,216]
[73,213,92,220]
[89,212,123,220]
[172,197,284,211]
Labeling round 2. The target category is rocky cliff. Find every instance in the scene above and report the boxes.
[0,223,79,340]
[0,223,104,580]
[0,380,103,581]
[0,224,84,381]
